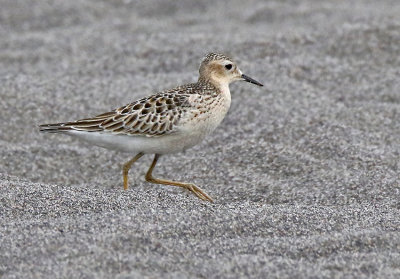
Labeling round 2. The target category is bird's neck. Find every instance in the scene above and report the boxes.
[198,76,230,93]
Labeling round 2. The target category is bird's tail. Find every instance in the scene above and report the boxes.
[39,123,73,133]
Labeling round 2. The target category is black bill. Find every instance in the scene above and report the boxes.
[241,74,263,86]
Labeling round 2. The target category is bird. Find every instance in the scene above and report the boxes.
[39,52,263,202]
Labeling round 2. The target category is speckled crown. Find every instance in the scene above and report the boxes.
[201,53,233,64]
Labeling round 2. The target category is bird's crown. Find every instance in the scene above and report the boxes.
[201,53,233,64]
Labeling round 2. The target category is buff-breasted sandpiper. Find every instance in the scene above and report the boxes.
[39,52,263,202]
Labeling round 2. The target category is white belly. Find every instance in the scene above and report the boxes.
[67,130,202,154]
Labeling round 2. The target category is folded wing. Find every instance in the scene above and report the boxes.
[39,92,192,137]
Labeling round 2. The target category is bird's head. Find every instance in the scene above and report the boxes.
[198,52,263,87]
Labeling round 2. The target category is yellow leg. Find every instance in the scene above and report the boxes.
[145,154,213,202]
[123,153,144,190]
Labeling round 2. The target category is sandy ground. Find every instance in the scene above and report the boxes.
[1,0,400,278]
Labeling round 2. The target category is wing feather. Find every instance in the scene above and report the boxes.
[39,82,218,136]
[48,93,193,137]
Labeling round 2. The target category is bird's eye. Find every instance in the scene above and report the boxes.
[225,64,233,70]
